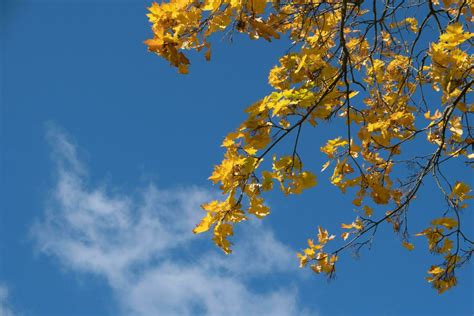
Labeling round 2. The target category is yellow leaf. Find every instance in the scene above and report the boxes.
[247,0,266,14]
[193,213,215,234]
[205,47,211,61]
[213,223,233,254]
[431,217,458,230]
[439,238,453,254]
[248,197,270,218]
[450,181,472,200]
[320,137,348,159]
[404,17,418,32]
[354,218,363,230]
[402,241,415,251]
[243,146,258,155]
[341,219,363,230]
[424,110,442,120]
[202,0,221,11]
[321,161,331,172]
[348,91,359,98]
[261,171,274,191]
[178,64,189,74]
[317,226,335,244]
[341,223,353,229]
[352,197,362,206]
[363,205,373,217]
[428,266,445,275]
[221,138,235,147]
[300,171,317,190]
[295,54,307,73]
[297,253,309,268]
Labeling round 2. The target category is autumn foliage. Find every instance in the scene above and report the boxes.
[145,0,473,293]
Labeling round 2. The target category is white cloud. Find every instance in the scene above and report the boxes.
[0,284,15,316]
[32,126,314,316]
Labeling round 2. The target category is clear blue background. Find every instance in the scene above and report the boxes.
[1,0,473,315]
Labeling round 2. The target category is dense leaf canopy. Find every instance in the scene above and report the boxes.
[145,0,473,293]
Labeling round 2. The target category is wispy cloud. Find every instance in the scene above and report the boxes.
[32,126,314,316]
[0,284,15,316]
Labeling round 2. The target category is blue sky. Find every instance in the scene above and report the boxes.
[1,0,473,315]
